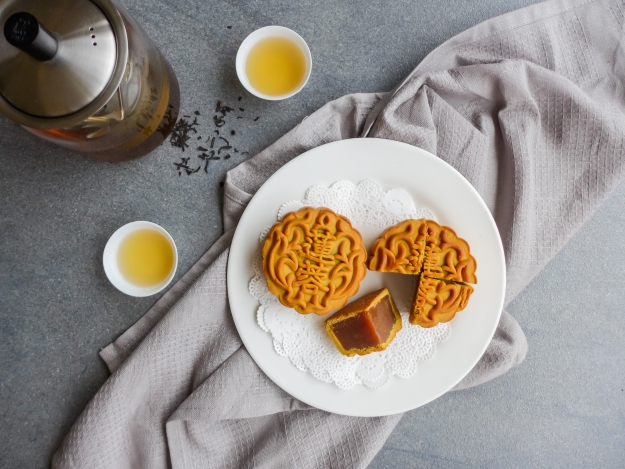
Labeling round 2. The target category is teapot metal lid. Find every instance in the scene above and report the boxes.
[0,0,128,128]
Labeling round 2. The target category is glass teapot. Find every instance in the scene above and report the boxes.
[0,0,180,161]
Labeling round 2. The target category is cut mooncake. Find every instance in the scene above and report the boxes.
[262,207,367,315]
[325,288,402,356]
[368,219,477,328]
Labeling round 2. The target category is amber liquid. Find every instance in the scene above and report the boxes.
[245,37,307,96]
[27,27,181,162]
[117,229,175,287]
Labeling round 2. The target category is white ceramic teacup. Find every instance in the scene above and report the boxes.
[236,26,312,100]
[103,221,178,297]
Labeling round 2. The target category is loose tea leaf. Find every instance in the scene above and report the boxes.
[215,101,234,116]
[213,115,226,127]
[198,150,221,173]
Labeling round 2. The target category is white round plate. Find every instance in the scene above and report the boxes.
[227,138,505,417]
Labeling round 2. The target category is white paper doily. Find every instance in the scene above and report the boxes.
[249,180,451,389]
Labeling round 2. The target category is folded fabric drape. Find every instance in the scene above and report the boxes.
[53,0,625,467]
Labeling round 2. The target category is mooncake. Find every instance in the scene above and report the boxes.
[325,288,402,356]
[262,207,367,315]
[368,219,477,327]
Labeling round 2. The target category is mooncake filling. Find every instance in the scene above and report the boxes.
[329,295,396,351]
[324,288,402,356]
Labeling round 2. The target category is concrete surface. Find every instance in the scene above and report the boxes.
[1,0,623,468]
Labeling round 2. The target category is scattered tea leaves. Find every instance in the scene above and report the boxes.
[169,98,259,176]
[169,116,199,151]
[174,156,201,175]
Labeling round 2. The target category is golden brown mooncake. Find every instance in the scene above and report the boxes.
[262,207,367,315]
[368,219,477,327]
[325,288,402,356]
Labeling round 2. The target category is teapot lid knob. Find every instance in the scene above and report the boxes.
[4,12,58,62]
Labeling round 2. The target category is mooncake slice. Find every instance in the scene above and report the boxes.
[325,288,402,356]
[410,276,474,328]
[420,220,477,283]
[262,207,367,315]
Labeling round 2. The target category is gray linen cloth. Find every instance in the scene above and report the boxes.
[53,0,625,467]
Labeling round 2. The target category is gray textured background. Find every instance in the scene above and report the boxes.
[1,0,624,468]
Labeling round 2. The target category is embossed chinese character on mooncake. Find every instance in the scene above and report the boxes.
[413,276,474,328]
[262,207,368,315]
[419,221,477,284]
[368,219,477,328]
[367,219,427,274]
